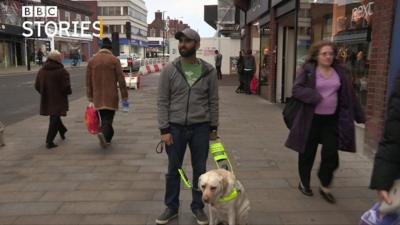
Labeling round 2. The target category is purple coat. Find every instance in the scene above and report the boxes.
[285,63,366,153]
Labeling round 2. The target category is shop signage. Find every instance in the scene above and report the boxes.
[352,2,374,22]
[22,6,103,39]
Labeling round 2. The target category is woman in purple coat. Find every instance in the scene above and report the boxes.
[285,41,365,203]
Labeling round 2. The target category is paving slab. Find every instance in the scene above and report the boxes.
[0,72,376,224]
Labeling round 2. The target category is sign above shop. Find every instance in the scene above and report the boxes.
[352,1,374,22]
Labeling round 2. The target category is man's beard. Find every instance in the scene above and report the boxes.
[179,46,196,57]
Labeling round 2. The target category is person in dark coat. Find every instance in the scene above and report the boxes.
[370,71,400,205]
[37,49,44,66]
[285,40,365,203]
[235,50,245,93]
[86,38,128,148]
[35,50,71,149]
[242,49,256,95]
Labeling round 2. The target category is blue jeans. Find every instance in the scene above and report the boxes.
[164,122,210,212]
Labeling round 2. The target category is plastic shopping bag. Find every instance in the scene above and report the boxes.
[250,76,259,94]
[85,104,100,134]
[360,203,400,225]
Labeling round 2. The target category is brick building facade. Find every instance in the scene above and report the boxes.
[147,11,190,39]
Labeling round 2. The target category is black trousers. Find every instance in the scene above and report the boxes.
[46,116,67,144]
[216,66,222,80]
[98,110,115,143]
[298,114,339,188]
[243,70,254,94]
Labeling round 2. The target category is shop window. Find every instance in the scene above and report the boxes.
[260,25,271,86]
[296,0,374,108]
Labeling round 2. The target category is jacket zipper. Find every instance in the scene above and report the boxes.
[174,62,209,126]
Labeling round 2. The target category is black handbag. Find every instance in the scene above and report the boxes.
[283,98,303,129]
[282,72,311,129]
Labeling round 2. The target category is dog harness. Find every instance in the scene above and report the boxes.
[218,187,239,203]
[209,139,234,174]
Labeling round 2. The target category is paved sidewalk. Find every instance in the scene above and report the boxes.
[0,72,375,225]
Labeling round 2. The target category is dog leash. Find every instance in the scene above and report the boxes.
[178,168,201,191]
[156,141,164,154]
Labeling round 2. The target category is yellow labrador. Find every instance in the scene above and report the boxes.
[199,169,250,225]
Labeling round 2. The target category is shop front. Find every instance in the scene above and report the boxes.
[237,0,269,97]
[55,35,92,65]
[0,24,25,69]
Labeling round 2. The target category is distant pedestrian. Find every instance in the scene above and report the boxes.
[156,28,219,225]
[215,50,223,80]
[37,49,44,66]
[35,50,71,149]
[235,50,245,93]
[86,38,128,148]
[242,49,256,95]
[285,40,365,203]
[369,71,400,205]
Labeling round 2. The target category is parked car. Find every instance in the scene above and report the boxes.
[118,54,140,72]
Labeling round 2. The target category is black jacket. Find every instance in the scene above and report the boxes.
[370,72,400,191]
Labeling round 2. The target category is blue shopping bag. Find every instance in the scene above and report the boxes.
[360,203,400,225]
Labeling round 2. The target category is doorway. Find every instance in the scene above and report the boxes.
[276,13,296,103]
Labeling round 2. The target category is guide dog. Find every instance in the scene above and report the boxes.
[198,169,250,225]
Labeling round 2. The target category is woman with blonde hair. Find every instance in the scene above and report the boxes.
[285,41,365,203]
[35,50,71,149]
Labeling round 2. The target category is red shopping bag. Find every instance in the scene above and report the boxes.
[250,76,259,94]
[85,104,100,134]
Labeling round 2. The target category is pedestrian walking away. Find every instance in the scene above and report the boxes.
[156,28,219,225]
[285,40,365,204]
[86,37,129,148]
[35,50,71,149]
[242,49,256,95]
[37,49,44,66]
[369,71,400,207]
[215,50,223,80]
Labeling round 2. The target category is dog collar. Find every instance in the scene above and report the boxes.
[218,187,238,202]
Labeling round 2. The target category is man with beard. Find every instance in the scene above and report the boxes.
[156,28,219,225]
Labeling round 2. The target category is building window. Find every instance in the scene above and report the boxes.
[123,7,128,16]
[76,14,81,22]
[85,16,89,21]
[64,11,70,22]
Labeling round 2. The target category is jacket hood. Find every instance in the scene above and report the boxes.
[171,57,214,76]
[43,59,64,70]
[97,49,113,55]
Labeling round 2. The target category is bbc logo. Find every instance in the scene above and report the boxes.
[22,6,58,18]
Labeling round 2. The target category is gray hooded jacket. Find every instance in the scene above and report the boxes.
[157,57,219,134]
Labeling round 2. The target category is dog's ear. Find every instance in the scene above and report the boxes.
[198,174,204,190]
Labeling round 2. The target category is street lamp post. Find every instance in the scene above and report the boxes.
[162,11,167,57]
[24,0,31,71]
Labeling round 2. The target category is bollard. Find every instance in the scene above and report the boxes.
[0,121,4,147]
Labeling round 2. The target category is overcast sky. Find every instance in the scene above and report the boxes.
[145,0,218,38]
